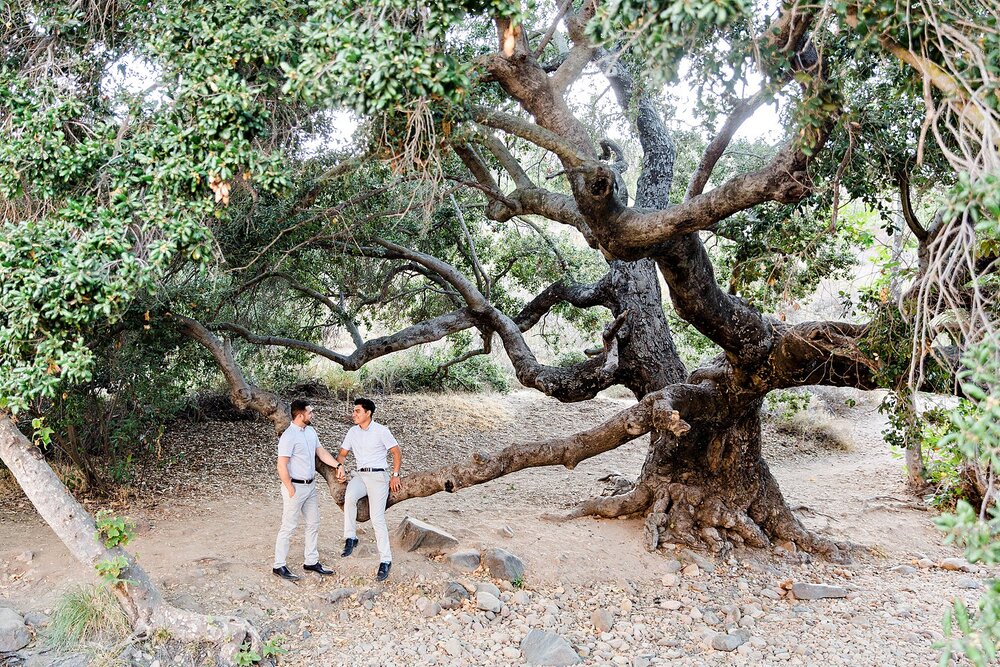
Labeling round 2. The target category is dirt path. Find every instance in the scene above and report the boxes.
[0,390,988,666]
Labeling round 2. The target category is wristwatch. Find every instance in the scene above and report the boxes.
[391,472,400,478]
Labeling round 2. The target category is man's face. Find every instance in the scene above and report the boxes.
[351,404,371,425]
[301,405,314,426]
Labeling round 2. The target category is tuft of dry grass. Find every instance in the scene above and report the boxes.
[392,393,512,433]
[773,409,855,453]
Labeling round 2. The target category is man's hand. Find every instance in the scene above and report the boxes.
[286,485,296,498]
[336,467,347,483]
[389,475,402,493]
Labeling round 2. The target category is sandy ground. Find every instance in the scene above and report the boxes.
[0,389,987,666]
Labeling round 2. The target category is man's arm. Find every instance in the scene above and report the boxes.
[388,445,402,493]
[277,456,294,497]
[315,446,341,468]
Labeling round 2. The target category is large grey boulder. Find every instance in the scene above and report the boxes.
[394,517,459,554]
[483,547,525,581]
[520,629,581,666]
[0,607,30,652]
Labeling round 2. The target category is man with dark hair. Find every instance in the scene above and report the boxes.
[272,399,344,581]
[333,397,402,581]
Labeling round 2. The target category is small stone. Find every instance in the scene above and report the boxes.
[483,547,526,582]
[916,558,935,569]
[448,549,481,573]
[890,565,917,575]
[324,587,356,604]
[502,646,520,658]
[711,632,748,652]
[22,611,49,629]
[500,525,515,538]
[957,577,981,589]
[443,581,471,601]
[790,583,848,600]
[520,629,581,666]
[680,549,716,573]
[443,637,463,657]
[395,517,459,554]
[512,590,531,605]
[591,608,614,633]
[681,564,700,577]
[16,551,33,563]
[760,588,780,599]
[940,558,977,573]
[476,581,501,598]
[664,559,683,573]
[421,602,442,618]
[661,600,682,611]
[661,573,678,587]
[0,607,30,652]
[477,591,502,613]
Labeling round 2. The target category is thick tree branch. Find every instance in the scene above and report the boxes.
[480,132,535,189]
[473,106,588,167]
[686,91,768,200]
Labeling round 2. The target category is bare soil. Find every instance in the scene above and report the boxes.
[0,389,988,666]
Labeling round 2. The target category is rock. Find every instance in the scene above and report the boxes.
[520,628,582,666]
[664,559,683,573]
[16,551,33,563]
[711,632,748,652]
[483,547,525,582]
[0,607,30,652]
[890,565,917,575]
[661,573,677,587]
[502,646,521,658]
[680,549,716,573]
[448,549,481,573]
[395,517,459,554]
[591,608,614,633]
[681,564,700,577]
[443,581,470,602]
[421,602,442,618]
[940,558,977,573]
[512,590,531,605]
[22,611,49,629]
[500,525,515,538]
[916,558,935,569]
[790,583,848,600]
[476,581,501,598]
[325,588,356,604]
[443,637,463,657]
[476,591,502,613]
[957,577,981,589]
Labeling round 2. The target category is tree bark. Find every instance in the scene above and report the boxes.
[0,415,259,664]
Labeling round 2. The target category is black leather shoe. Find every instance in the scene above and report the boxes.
[272,566,300,581]
[304,562,334,576]
[341,537,359,557]
[375,562,391,581]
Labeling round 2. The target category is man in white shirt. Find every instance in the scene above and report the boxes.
[333,397,402,581]
[272,399,345,581]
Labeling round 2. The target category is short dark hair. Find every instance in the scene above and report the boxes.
[354,397,376,414]
[290,399,310,419]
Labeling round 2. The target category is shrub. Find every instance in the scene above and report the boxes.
[359,349,510,393]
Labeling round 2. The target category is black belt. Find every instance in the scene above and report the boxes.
[358,468,385,472]
[290,478,314,484]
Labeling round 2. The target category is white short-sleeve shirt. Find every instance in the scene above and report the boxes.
[277,424,319,480]
[342,421,398,469]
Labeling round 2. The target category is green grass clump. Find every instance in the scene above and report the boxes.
[46,584,130,650]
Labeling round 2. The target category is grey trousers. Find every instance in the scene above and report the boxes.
[343,471,392,563]
[273,481,319,569]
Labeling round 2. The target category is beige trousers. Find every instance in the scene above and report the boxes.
[273,481,319,569]
[343,471,392,563]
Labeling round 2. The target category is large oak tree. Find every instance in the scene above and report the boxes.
[2,0,996,661]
